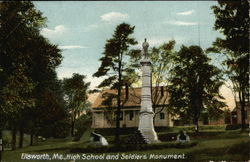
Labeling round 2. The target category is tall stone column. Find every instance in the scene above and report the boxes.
[138,39,159,143]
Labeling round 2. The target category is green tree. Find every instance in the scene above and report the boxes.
[210,0,249,129]
[28,36,64,141]
[0,1,43,150]
[35,84,69,138]
[93,23,137,143]
[0,67,35,150]
[168,45,225,132]
[0,1,65,151]
[63,73,90,137]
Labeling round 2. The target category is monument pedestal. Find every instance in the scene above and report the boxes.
[138,112,159,143]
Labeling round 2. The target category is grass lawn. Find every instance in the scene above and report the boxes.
[2,129,249,162]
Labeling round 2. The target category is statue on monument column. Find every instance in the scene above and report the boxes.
[142,38,149,59]
[138,38,159,143]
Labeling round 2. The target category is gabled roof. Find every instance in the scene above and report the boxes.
[88,92,100,105]
[92,87,169,109]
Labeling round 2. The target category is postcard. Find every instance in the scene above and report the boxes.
[1,1,249,161]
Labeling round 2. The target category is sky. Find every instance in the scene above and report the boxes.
[33,1,235,109]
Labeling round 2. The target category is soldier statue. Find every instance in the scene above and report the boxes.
[142,38,149,59]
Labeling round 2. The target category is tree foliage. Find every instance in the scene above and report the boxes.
[210,0,249,129]
[211,0,248,54]
[129,40,176,116]
[0,1,41,124]
[0,1,66,149]
[93,23,137,87]
[63,73,90,137]
[168,45,226,132]
[93,23,138,143]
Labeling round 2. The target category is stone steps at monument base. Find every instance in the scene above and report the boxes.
[126,130,148,144]
[140,130,160,144]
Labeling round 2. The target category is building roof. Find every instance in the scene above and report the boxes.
[88,92,100,105]
[92,87,169,109]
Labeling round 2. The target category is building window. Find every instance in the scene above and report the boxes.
[120,111,123,120]
[129,111,134,120]
[160,113,165,120]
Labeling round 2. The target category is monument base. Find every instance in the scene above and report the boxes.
[126,130,147,144]
[138,112,160,143]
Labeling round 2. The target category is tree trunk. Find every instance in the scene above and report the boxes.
[195,120,199,133]
[30,133,33,146]
[71,119,75,137]
[115,60,122,144]
[34,135,38,145]
[239,89,246,130]
[19,127,24,148]
[11,126,17,150]
[0,128,2,161]
[240,95,246,130]
[193,104,200,133]
[241,104,246,130]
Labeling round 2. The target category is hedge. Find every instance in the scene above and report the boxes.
[225,124,249,130]
[94,125,226,136]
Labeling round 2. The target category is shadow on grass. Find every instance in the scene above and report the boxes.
[186,139,250,161]
[70,142,197,153]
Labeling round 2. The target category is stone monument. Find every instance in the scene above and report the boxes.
[138,38,159,143]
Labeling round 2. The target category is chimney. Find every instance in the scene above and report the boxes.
[125,84,129,99]
[161,86,164,97]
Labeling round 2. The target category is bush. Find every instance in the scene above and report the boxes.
[73,115,92,141]
[199,125,226,130]
[158,131,231,142]
[95,128,137,136]
[158,132,178,141]
[40,119,71,138]
[2,133,11,148]
[225,124,249,130]
[174,125,226,131]
[94,125,226,137]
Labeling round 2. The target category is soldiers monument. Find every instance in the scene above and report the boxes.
[138,39,159,143]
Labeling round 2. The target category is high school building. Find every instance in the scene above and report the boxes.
[91,86,173,128]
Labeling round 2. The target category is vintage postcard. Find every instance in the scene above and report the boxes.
[1,1,249,161]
